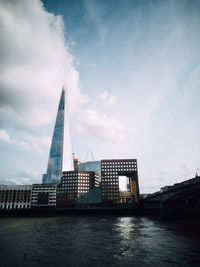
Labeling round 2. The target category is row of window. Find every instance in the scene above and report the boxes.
[62,183,78,185]
[62,178,91,181]
[33,186,56,189]
[102,178,118,181]
[0,195,30,198]
[103,189,119,192]
[102,183,118,186]
[32,190,56,192]
[31,192,56,195]
[62,180,90,184]
[63,173,90,177]
[102,161,136,165]
[63,174,78,177]
[0,201,31,204]
[62,178,78,182]
[61,183,90,186]
[60,188,76,191]
[102,169,136,172]
[0,196,30,200]
[0,190,31,194]
[58,186,89,190]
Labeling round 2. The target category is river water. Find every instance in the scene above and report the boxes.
[0,216,200,267]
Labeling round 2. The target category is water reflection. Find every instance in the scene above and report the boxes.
[115,217,134,239]
[0,216,200,267]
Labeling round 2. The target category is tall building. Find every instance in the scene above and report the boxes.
[43,87,73,184]
[101,159,139,206]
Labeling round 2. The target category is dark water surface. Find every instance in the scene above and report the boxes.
[0,216,200,267]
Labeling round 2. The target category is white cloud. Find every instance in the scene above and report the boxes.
[0,0,125,187]
[98,90,118,105]
[76,109,124,143]
[0,0,122,149]
[23,134,51,153]
[0,170,41,185]
[0,0,86,133]
[13,140,31,151]
[0,128,32,150]
[0,126,51,153]
[0,129,10,143]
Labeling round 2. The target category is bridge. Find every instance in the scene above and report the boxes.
[143,176,200,217]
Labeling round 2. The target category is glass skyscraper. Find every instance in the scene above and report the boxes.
[43,87,73,184]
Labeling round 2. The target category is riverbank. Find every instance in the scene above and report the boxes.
[1,206,200,219]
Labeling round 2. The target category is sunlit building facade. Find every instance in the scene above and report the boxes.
[57,171,99,207]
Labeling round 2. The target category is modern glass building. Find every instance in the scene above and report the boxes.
[43,87,73,184]
[78,161,101,181]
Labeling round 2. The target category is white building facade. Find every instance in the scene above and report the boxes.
[31,184,57,207]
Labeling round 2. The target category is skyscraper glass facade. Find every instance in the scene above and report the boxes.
[43,87,73,184]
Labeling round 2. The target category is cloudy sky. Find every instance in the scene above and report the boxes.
[0,0,200,192]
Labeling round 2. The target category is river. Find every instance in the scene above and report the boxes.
[0,216,200,266]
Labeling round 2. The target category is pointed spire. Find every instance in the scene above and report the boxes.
[43,87,73,184]
[62,85,73,171]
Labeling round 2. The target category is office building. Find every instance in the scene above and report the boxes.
[31,184,57,207]
[0,185,32,210]
[101,159,139,206]
[57,171,99,207]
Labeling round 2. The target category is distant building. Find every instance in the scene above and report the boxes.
[57,171,99,207]
[31,184,57,208]
[0,185,32,210]
[78,161,101,181]
[73,153,82,171]
[101,159,139,206]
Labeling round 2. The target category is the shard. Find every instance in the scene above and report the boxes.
[43,87,73,184]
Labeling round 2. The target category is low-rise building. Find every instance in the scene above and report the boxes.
[0,185,32,210]
[31,184,57,208]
